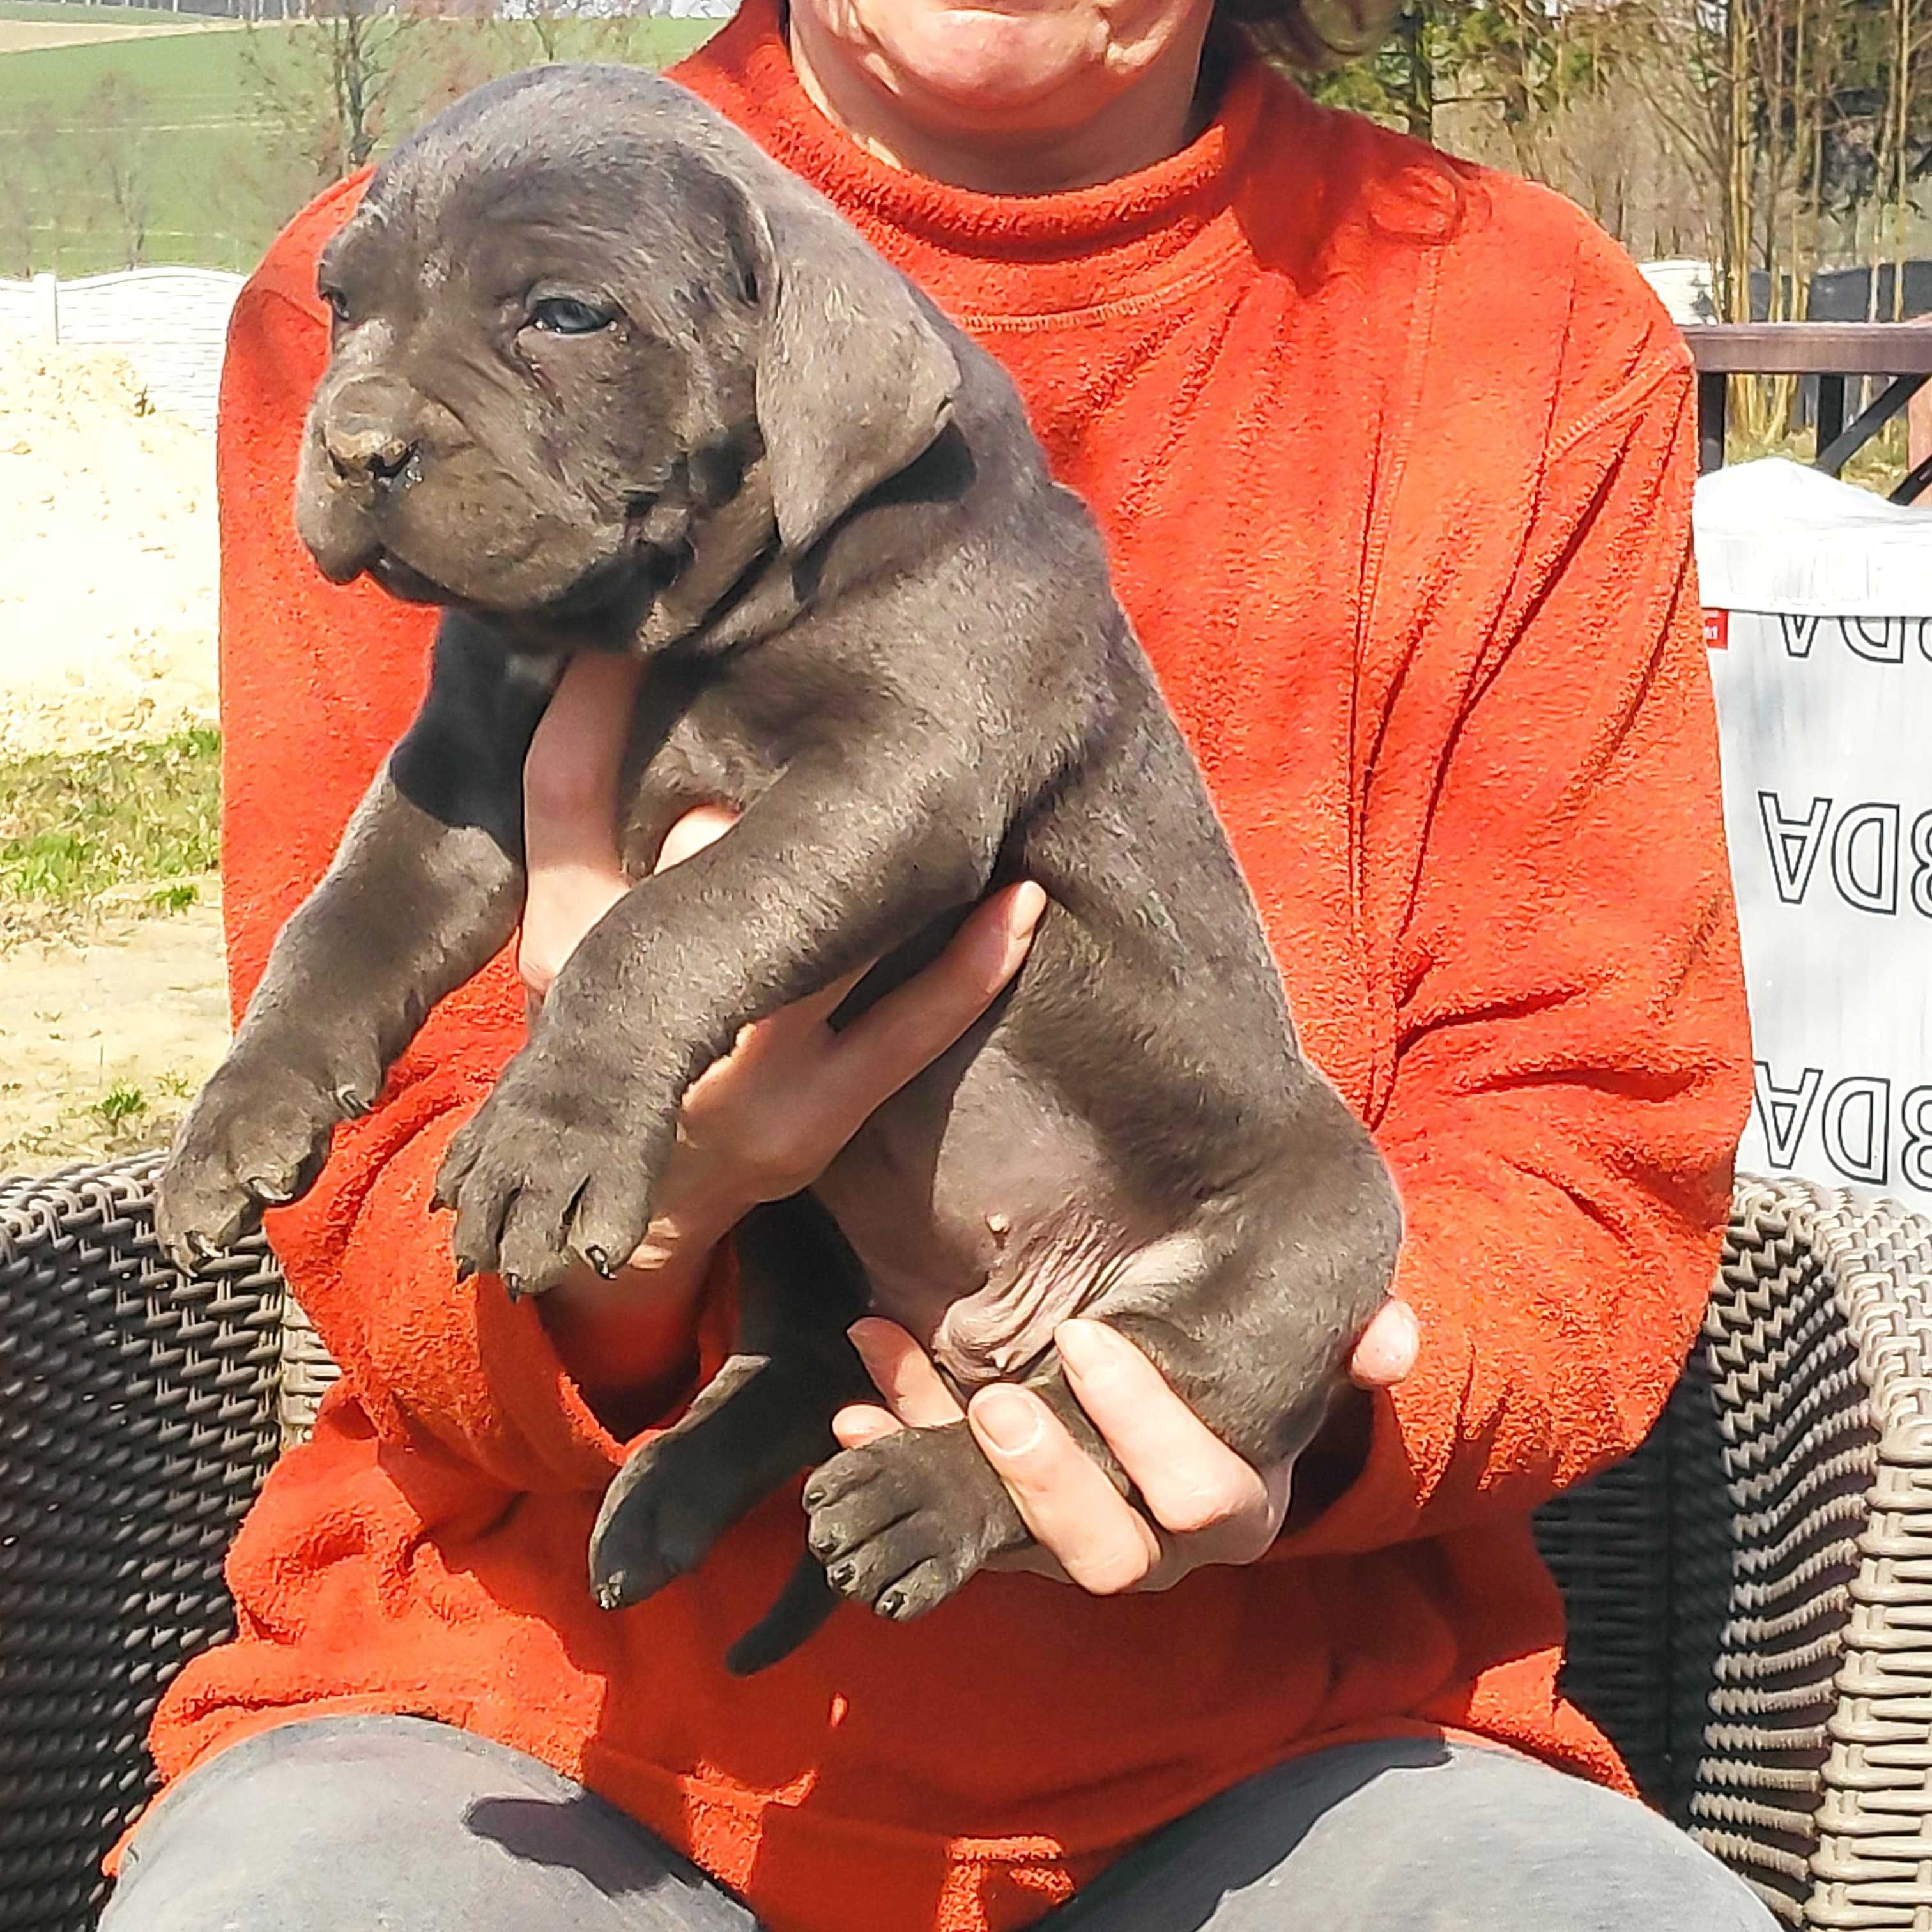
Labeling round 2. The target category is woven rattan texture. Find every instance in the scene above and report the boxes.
[277,1296,339,1448]
[1533,1177,1932,1929]
[1685,1177,1932,1929]
[0,1154,284,1932]
[1533,1417,1675,1804]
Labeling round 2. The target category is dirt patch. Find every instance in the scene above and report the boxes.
[0,338,217,760]
[0,885,227,1170]
[0,15,239,50]
[0,335,228,1171]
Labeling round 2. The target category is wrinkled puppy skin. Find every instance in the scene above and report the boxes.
[156,65,1403,1671]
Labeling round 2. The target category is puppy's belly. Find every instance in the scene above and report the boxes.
[811,1039,1173,1390]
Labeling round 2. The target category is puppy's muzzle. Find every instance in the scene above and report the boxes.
[326,418,418,487]
[316,374,425,490]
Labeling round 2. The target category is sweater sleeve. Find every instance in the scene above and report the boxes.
[1281,325,1752,1558]
[217,191,642,1494]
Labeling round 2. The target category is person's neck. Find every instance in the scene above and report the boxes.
[785,8,1216,195]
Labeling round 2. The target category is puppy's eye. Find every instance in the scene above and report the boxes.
[528,297,615,337]
[319,286,351,324]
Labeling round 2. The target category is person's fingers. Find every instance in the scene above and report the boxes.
[518,867,629,1009]
[831,1403,903,1450]
[756,958,875,1034]
[653,803,739,873]
[965,1383,1162,1594]
[524,652,640,839]
[1052,1319,1278,1557]
[821,883,1046,1124]
[848,1319,966,1429]
[1349,1298,1418,1390]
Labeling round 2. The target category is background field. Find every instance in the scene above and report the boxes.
[0,4,723,275]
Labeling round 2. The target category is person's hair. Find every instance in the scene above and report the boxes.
[1216,0,1399,70]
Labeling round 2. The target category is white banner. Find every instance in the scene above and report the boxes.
[1700,459,1932,1204]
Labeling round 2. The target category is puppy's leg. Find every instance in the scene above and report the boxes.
[806,1110,1402,1623]
[438,741,1004,1293]
[588,1194,870,1627]
[156,617,555,1267]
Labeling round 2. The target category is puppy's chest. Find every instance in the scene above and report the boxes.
[610,681,789,875]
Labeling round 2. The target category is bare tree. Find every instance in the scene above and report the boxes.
[85,73,157,269]
[242,0,422,188]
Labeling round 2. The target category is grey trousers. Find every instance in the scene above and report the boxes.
[100,1713,1776,1930]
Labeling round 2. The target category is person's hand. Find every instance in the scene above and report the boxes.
[832,1300,1418,1594]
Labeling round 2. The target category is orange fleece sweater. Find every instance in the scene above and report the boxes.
[143,10,1752,1928]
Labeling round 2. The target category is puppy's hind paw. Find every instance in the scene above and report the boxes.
[802,1422,1027,1625]
[588,1434,726,1611]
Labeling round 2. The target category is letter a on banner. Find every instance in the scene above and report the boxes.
[1699,463,1932,1208]
[1754,1062,1823,1169]
[1758,793,1831,905]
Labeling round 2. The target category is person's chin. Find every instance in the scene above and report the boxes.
[866,7,1108,123]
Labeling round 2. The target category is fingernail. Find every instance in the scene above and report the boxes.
[1054,1318,1119,1376]
[847,1319,889,1356]
[1359,1300,1420,1386]
[973,1386,1043,1457]
[1010,882,1047,935]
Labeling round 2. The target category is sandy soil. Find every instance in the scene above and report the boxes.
[0,336,227,1170]
[0,339,218,758]
[0,14,240,50]
[0,887,228,1166]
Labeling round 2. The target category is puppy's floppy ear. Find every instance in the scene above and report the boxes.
[748,199,961,556]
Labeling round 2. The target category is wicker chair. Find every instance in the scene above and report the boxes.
[4,1161,1932,1929]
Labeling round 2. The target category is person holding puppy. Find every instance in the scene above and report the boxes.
[100,0,1766,1926]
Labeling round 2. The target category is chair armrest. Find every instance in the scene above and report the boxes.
[1680,1175,1932,1929]
[0,1154,284,1932]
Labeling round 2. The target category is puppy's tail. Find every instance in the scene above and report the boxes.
[726,1552,840,1676]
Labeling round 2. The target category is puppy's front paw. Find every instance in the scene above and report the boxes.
[156,1057,359,1269]
[803,1423,1027,1623]
[435,1043,674,1296]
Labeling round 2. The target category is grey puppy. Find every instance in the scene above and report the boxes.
[157,65,1402,1673]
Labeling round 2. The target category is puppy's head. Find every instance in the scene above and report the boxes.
[296,66,959,626]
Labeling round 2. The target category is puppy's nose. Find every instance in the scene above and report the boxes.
[325,418,417,486]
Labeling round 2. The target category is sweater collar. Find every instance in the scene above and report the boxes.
[673,0,1290,324]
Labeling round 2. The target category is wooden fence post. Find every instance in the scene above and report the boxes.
[1913,378,1931,487]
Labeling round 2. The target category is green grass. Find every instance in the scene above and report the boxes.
[1726,406,1915,499]
[89,1078,148,1130]
[0,726,220,906]
[0,13,723,275]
